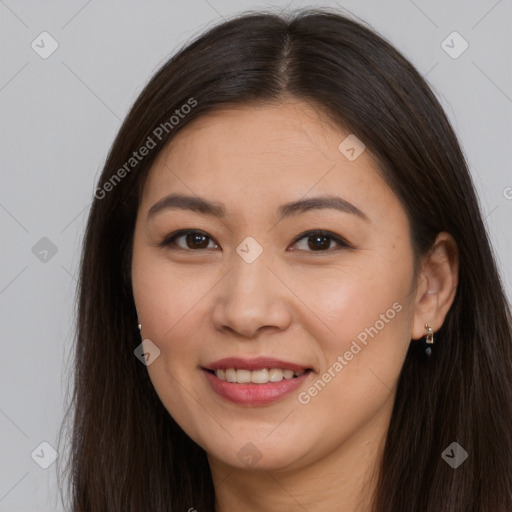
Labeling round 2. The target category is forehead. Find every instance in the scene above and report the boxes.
[140,101,399,224]
[152,100,368,172]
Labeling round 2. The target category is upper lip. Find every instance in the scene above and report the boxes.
[204,357,313,372]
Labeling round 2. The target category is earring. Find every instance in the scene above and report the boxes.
[425,323,434,344]
[138,323,142,331]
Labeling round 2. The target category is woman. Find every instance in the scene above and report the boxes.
[58,8,512,511]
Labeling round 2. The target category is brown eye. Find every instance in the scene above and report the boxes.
[159,229,349,253]
[292,230,349,252]
[159,230,218,250]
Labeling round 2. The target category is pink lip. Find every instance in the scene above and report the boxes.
[202,368,313,406]
[204,357,312,372]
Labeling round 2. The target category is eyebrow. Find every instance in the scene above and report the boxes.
[147,193,370,223]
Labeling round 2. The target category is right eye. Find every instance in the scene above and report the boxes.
[159,230,219,251]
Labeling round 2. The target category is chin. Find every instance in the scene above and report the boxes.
[205,440,306,473]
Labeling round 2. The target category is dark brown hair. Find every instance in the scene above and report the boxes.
[57,7,512,511]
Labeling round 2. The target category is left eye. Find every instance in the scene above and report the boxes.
[159,230,349,252]
[292,230,348,252]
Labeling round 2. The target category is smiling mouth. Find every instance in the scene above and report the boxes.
[204,368,313,384]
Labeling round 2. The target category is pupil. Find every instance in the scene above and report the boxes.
[309,235,330,251]
[187,233,209,249]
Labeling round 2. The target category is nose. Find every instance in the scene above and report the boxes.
[211,252,292,339]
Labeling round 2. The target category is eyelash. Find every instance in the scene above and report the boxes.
[158,229,351,253]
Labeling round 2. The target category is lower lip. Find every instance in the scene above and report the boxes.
[202,369,312,406]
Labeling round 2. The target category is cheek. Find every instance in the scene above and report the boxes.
[297,248,414,387]
[300,253,411,336]
[294,275,412,445]
[133,263,209,435]
[135,276,205,371]
[132,253,207,405]
[132,247,208,340]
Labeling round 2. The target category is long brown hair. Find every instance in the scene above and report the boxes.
[57,8,512,511]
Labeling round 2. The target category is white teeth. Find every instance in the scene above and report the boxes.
[214,368,308,384]
[268,368,284,382]
[236,369,251,383]
[225,368,237,383]
[251,369,268,383]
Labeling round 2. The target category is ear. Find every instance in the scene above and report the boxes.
[411,232,459,340]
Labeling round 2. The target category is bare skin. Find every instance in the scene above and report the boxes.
[131,99,459,511]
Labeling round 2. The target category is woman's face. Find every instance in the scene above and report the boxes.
[131,99,418,472]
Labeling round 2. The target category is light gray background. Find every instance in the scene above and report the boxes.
[1,0,511,510]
